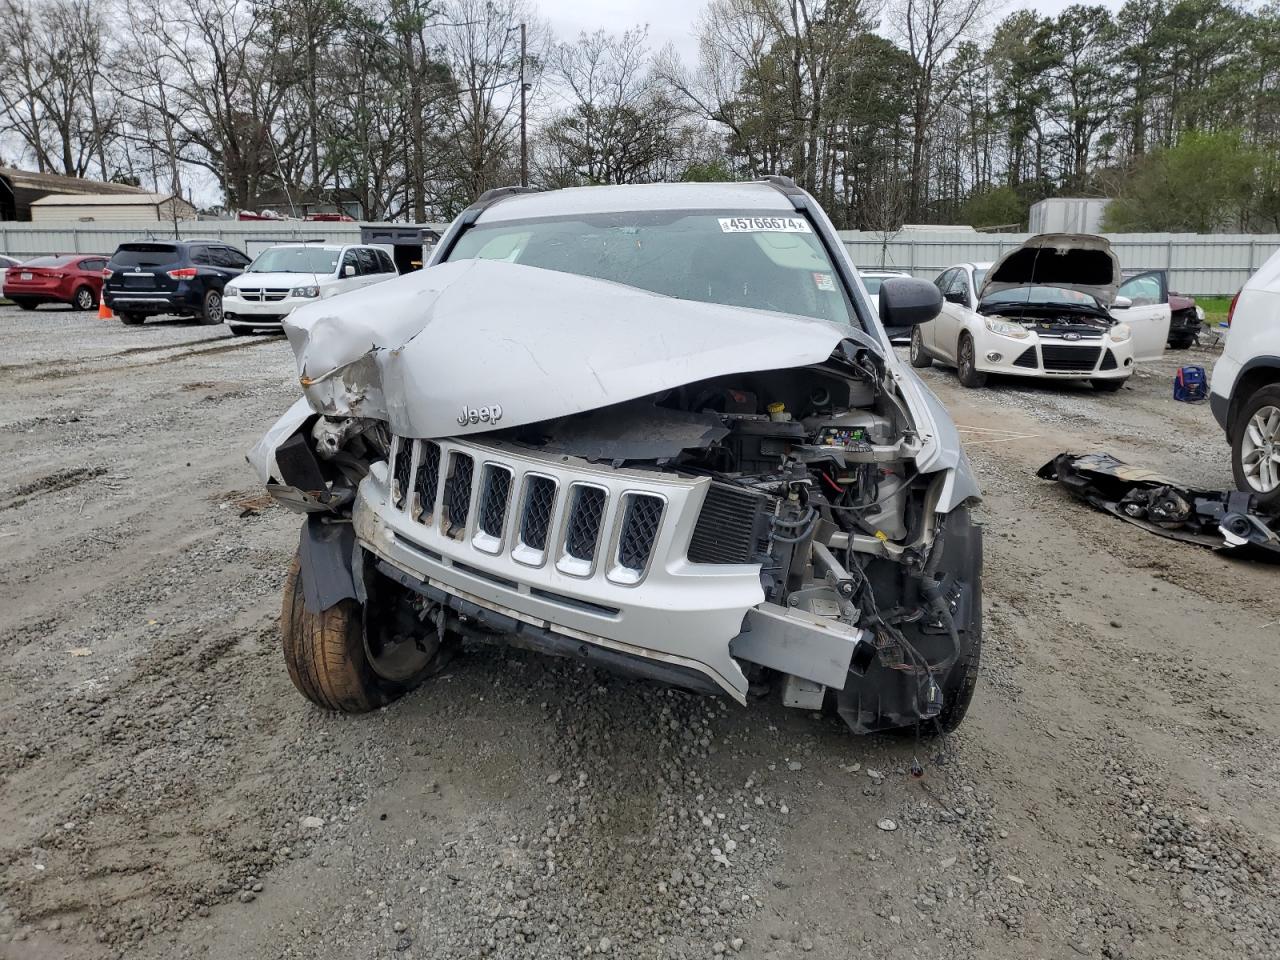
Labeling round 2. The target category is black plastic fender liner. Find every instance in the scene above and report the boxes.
[297,515,359,614]
[834,507,983,735]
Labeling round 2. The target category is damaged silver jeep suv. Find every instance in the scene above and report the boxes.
[251,179,983,735]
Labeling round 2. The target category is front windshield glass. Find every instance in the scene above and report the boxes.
[445,211,855,326]
[861,276,886,295]
[971,268,988,291]
[248,247,340,274]
[982,285,1099,309]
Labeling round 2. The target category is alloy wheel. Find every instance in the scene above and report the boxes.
[206,292,223,323]
[1241,404,1280,493]
[76,288,94,309]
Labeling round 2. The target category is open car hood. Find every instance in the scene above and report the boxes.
[281,258,853,439]
[979,233,1121,306]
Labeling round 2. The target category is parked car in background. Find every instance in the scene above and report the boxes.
[859,269,911,341]
[2,254,107,311]
[102,240,250,326]
[223,243,398,335]
[0,254,22,296]
[1209,250,1280,509]
[1118,269,1202,349]
[911,234,1155,391]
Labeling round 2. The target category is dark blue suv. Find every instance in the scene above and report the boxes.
[102,240,250,326]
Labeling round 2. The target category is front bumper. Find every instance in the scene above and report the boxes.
[974,334,1134,379]
[349,437,866,702]
[224,295,307,327]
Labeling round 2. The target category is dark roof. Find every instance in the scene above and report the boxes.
[0,166,146,196]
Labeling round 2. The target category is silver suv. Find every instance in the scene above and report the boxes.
[251,180,983,737]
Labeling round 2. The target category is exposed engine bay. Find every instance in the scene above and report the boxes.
[977,300,1115,336]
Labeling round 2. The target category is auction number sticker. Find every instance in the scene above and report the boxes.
[718,216,811,233]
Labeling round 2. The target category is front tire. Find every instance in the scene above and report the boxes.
[956,333,987,388]
[1169,335,1196,350]
[199,288,224,325]
[280,553,452,712]
[1232,384,1280,511]
[909,326,933,368]
[229,325,257,336]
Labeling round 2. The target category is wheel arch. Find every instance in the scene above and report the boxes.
[1228,357,1280,440]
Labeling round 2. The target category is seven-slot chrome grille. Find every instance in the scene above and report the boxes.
[388,439,670,584]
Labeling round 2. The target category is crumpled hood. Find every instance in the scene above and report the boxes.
[979,233,1121,306]
[282,258,850,438]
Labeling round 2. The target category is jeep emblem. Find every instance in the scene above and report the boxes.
[457,403,503,426]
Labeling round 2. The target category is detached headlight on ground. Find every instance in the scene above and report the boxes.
[292,285,320,298]
[1109,322,1132,343]
[984,317,1030,339]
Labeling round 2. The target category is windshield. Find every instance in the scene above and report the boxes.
[248,247,340,274]
[445,211,855,326]
[972,268,988,291]
[981,285,1100,309]
[861,276,888,295]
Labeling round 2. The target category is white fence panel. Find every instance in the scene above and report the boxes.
[841,230,1280,296]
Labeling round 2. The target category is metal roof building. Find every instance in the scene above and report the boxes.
[0,167,146,221]
[29,192,198,224]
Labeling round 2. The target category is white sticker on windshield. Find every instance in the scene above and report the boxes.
[718,216,811,234]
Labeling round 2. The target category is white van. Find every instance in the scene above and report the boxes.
[223,243,398,334]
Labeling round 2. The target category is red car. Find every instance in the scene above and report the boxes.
[2,254,108,311]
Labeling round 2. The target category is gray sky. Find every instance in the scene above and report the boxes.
[541,0,1126,65]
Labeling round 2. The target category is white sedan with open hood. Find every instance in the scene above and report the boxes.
[250,180,984,739]
[910,234,1166,391]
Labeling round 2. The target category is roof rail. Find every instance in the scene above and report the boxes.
[459,185,541,225]
[760,175,806,211]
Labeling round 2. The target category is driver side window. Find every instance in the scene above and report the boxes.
[1119,273,1163,306]
[944,270,970,307]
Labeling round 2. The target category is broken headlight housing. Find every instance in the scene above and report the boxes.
[1108,322,1132,343]
[292,285,320,298]
[983,317,1030,339]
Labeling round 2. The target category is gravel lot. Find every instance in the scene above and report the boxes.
[0,304,1276,960]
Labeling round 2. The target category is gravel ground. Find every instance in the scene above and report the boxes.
[0,305,1276,960]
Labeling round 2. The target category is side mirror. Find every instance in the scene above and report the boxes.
[879,277,943,327]
[1112,295,1132,309]
[343,264,356,277]
[943,289,968,306]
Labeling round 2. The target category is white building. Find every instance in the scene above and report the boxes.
[1028,198,1112,234]
[30,192,198,224]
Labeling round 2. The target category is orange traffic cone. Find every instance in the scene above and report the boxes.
[98,297,113,320]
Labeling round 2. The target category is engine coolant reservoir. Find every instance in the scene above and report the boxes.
[865,470,908,540]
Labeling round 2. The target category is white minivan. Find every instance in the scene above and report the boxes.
[223,243,398,334]
[1209,249,1280,509]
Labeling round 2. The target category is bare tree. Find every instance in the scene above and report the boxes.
[887,0,993,219]
[0,0,118,177]
[542,27,690,185]
[436,0,547,211]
